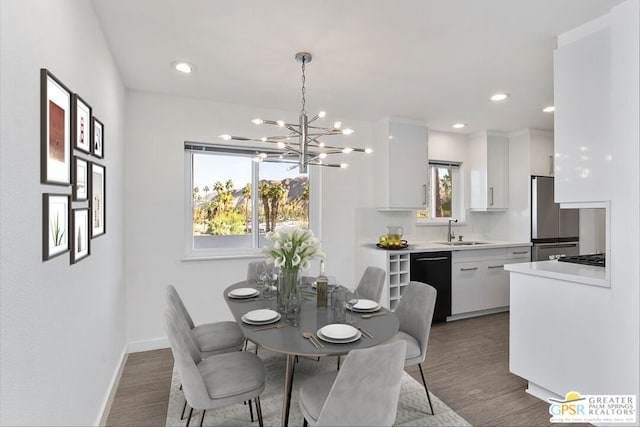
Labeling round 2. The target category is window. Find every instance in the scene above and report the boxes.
[417,160,462,221]
[185,142,312,257]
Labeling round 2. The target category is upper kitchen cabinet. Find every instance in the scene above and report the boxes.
[374,118,429,210]
[529,129,555,177]
[554,17,612,203]
[468,131,509,211]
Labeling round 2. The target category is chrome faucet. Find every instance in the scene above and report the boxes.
[447,218,458,242]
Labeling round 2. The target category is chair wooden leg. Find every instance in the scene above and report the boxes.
[336,355,341,370]
[418,363,435,415]
[303,418,308,427]
[185,407,194,427]
[197,409,206,427]
[255,396,264,427]
[249,399,255,422]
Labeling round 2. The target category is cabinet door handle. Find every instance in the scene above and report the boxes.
[489,187,494,206]
[422,184,427,206]
[512,251,529,255]
[460,267,478,271]
[416,257,449,262]
[549,155,554,176]
[487,265,505,269]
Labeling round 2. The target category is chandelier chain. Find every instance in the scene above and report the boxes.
[300,57,306,115]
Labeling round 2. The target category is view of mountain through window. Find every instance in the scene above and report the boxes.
[191,152,308,249]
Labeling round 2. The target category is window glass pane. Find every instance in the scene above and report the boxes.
[416,164,455,219]
[192,153,252,249]
[189,150,311,252]
[433,166,452,218]
[258,162,309,235]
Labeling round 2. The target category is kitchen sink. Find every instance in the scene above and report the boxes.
[435,241,490,246]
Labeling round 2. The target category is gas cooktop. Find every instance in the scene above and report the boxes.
[558,253,606,267]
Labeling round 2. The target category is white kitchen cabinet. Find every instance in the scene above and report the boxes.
[374,118,428,210]
[554,18,611,203]
[529,129,555,177]
[468,131,509,211]
[451,261,483,314]
[451,246,530,317]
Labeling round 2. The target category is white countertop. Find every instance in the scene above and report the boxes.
[505,259,609,288]
[365,240,532,252]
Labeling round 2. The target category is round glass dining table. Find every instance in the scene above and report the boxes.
[224,280,400,427]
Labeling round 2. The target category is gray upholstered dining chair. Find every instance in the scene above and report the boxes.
[165,308,266,427]
[390,281,437,415]
[298,340,407,427]
[355,266,386,303]
[246,260,267,282]
[166,285,244,357]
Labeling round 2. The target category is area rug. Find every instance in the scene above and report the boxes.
[165,348,470,426]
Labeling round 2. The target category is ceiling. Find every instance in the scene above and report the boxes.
[91,0,623,134]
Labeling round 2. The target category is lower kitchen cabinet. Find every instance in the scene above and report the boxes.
[451,247,530,317]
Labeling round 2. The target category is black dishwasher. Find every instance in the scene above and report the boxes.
[410,251,451,323]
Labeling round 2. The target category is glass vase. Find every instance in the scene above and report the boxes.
[277,267,300,315]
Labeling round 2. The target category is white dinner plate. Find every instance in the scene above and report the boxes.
[317,328,362,344]
[347,299,381,312]
[318,324,359,340]
[242,309,281,325]
[228,288,260,299]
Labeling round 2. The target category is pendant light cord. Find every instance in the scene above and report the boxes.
[300,57,307,115]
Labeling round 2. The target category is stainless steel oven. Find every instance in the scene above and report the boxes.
[532,241,580,261]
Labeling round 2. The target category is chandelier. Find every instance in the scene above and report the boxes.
[219,52,372,173]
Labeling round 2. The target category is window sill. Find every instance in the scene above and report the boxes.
[416,219,467,226]
[182,250,265,262]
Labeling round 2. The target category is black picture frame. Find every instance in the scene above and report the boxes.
[41,69,72,186]
[72,94,92,154]
[72,156,89,201]
[70,207,91,264]
[43,193,70,261]
[92,117,104,159]
[90,162,106,238]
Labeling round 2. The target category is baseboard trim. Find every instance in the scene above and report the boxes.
[446,306,509,322]
[97,344,128,426]
[127,336,169,353]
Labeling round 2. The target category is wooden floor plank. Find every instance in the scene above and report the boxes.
[106,312,562,426]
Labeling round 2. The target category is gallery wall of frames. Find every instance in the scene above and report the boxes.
[41,69,106,264]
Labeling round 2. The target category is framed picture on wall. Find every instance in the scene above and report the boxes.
[90,162,106,238]
[70,208,90,264]
[43,193,70,261]
[72,157,88,201]
[72,94,92,153]
[41,69,71,185]
[92,117,104,158]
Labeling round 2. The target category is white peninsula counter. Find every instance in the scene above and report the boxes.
[505,260,612,402]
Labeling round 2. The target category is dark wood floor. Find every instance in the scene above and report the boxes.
[105,312,556,426]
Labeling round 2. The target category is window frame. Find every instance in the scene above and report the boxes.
[183,142,321,260]
[417,160,465,225]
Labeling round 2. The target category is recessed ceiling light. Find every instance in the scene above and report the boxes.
[490,93,509,102]
[172,61,195,74]
[542,105,555,113]
[452,123,466,129]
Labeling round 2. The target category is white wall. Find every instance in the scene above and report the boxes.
[124,91,374,347]
[0,1,127,425]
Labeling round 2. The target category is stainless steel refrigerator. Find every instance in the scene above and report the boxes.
[531,176,580,261]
